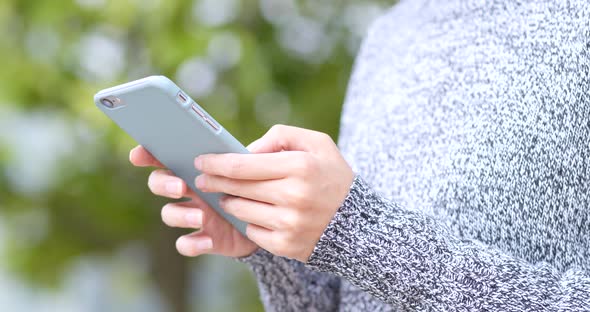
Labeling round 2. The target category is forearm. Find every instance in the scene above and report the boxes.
[240,249,340,312]
[307,176,590,311]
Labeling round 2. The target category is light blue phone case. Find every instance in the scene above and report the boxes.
[94,76,248,236]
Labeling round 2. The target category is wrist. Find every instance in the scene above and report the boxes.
[306,175,369,265]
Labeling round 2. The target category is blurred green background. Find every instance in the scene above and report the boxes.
[0,0,394,311]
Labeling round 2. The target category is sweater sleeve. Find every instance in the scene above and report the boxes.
[306,175,590,311]
[238,248,340,312]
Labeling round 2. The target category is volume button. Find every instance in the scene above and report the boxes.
[191,104,206,118]
[205,118,220,131]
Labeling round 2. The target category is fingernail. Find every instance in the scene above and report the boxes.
[194,157,203,170]
[195,175,205,189]
[195,237,213,250]
[165,180,182,196]
[185,212,202,228]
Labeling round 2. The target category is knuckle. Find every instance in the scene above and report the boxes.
[273,214,290,230]
[271,234,291,256]
[284,184,311,207]
[315,131,334,144]
[274,211,301,231]
[287,212,305,230]
[206,176,227,194]
[224,178,239,195]
[317,132,333,144]
[296,154,317,175]
[227,156,243,177]
[270,124,287,134]
[269,124,291,140]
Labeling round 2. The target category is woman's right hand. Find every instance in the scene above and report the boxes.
[129,146,258,258]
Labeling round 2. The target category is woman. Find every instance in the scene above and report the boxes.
[130,1,590,311]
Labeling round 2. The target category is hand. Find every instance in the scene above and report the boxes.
[129,146,258,258]
[195,125,354,262]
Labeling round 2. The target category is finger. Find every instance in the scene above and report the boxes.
[196,175,283,204]
[248,124,333,153]
[245,223,274,251]
[176,232,214,257]
[164,198,227,233]
[161,202,204,229]
[148,169,191,199]
[246,138,263,152]
[130,146,165,167]
[175,204,249,257]
[220,196,283,230]
[195,151,305,180]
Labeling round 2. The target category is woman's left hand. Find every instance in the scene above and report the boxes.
[195,125,354,262]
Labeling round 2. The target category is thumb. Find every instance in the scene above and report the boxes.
[247,125,327,153]
[246,138,264,153]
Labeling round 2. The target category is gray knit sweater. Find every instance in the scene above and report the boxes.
[241,1,590,311]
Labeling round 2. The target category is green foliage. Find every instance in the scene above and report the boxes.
[0,0,395,311]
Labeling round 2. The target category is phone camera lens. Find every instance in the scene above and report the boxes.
[100,98,115,108]
[98,96,124,109]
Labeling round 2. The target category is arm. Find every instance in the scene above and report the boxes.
[307,175,590,311]
[194,125,590,310]
[238,249,340,312]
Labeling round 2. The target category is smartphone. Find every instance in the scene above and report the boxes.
[94,76,248,236]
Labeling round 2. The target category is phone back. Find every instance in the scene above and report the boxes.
[94,76,248,236]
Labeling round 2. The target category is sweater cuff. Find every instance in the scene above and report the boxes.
[236,248,272,266]
[306,175,393,272]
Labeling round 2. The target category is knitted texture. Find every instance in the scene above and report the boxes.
[241,0,590,311]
